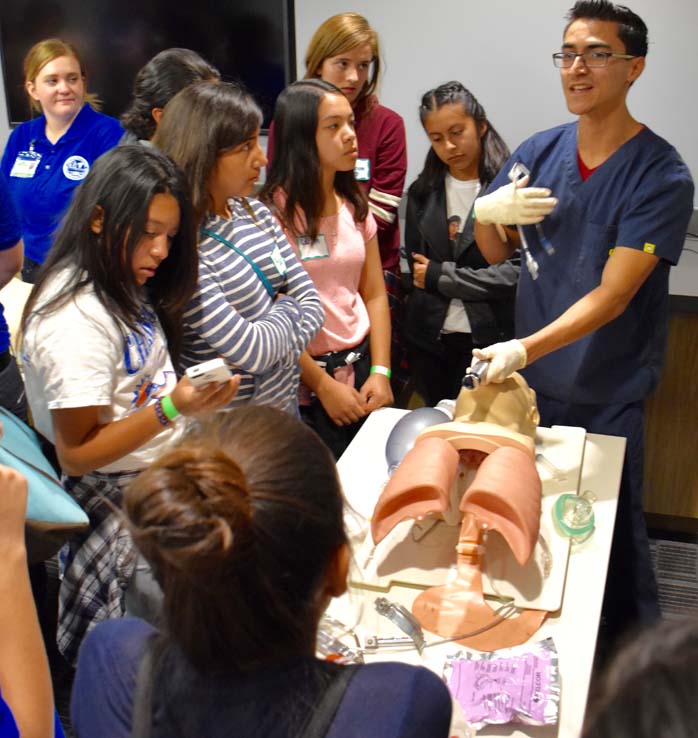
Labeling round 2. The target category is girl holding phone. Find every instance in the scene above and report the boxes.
[21,146,239,664]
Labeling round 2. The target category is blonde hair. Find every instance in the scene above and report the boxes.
[24,38,100,113]
[303,13,380,106]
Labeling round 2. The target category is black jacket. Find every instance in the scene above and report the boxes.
[403,182,519,356]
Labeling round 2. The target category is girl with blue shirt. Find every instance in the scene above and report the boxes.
[71,407,452,738]
[1,38,123,282]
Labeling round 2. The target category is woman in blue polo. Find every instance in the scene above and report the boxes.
[1,38,123,282]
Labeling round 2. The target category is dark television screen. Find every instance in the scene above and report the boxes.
[0,0,295,129]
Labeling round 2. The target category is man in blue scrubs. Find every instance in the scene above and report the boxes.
[472,0,694,645]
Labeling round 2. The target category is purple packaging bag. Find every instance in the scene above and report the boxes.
[444,637,560,730]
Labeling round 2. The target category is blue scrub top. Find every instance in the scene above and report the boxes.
[0,175,22,355]
[1,104,123,264]
[488,122,694,405]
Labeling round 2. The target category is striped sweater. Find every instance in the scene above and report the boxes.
[180,198,324,414]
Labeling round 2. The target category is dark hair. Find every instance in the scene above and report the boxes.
[153,81,262,225]
[565,1,648,56]
[124,406,347,673]
[411,81,510,202]
[582,618,698,738]
[120,48,220,141]
[22,145,198,359]
[261,79,368,241]
[447,215,461,226]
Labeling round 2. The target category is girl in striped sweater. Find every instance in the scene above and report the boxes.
[153,81,324,415]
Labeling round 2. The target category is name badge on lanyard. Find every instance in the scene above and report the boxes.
[354,158,370,181]
[270,244,287,276]
[298,234,330,260]
[9,150,42,179]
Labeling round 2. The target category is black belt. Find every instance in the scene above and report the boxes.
[312,336,370,376]
[0,349,11,372]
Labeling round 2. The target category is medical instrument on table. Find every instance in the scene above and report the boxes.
[374,596,426,653]
[364,635,416,651]
[508,162,555,280]
[536,452,568,482]
[316,614,364,663]
[553,490,596,544]
[462,360,489,390]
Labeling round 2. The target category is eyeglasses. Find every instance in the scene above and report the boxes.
[552,51,637,68]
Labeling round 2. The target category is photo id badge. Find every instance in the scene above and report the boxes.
[270,244,287,276]
[298,234,330,260]
[354,158,370,181]
[9,151,41,179]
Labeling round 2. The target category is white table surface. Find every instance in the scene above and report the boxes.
[331,408,625,738]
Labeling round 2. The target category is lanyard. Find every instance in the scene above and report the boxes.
[201,227,275,298]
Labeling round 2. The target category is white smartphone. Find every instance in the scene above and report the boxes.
[185,358,233,387]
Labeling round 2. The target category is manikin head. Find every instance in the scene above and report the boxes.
[453,372,540,442]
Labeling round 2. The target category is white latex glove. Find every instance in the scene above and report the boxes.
[474,175,557,225]
[471,339,527,384]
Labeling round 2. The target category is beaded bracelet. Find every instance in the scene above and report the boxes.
[370,365,392,379]
[154,398,170,427]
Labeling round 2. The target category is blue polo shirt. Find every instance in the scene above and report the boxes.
[0,685,66,738]
[0,175,22,355]
[1,104,123,264]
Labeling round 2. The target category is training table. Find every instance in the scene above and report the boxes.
[329,407,625,738]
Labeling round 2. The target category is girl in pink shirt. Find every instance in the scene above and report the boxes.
[262,79,392,458]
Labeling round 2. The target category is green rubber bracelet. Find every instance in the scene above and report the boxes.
[370,365,392,379]
[161,395,180,421]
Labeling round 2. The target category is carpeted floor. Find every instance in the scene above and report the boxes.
[649,531,698,618]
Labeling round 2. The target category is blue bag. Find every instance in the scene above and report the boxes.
[0,407,88,563]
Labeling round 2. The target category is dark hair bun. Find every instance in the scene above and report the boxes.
[125,447,252,576]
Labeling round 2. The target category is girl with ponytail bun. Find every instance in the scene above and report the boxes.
[71,406,452,738]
